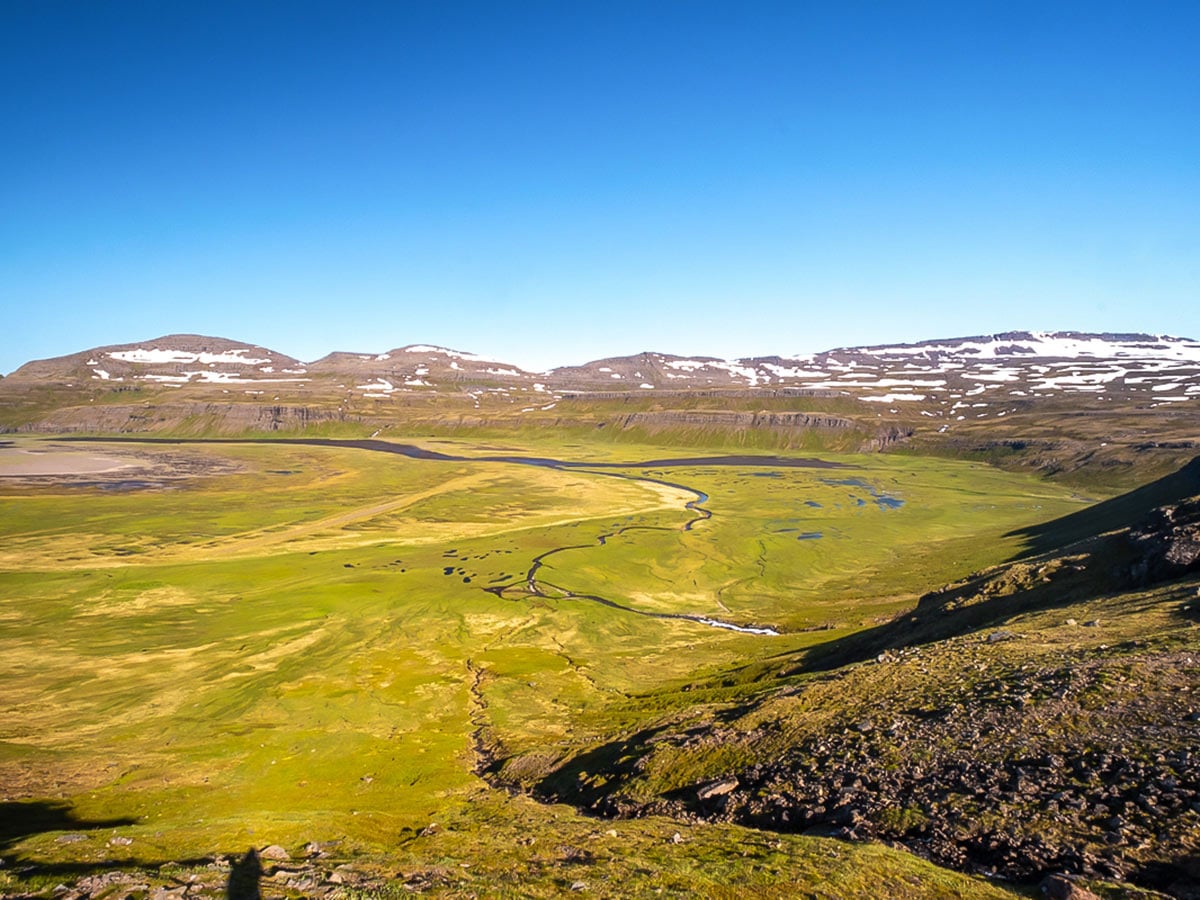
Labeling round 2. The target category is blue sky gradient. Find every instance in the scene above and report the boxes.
[2,1,1197,373]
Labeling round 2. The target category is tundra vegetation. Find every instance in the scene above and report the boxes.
[1,334,1199,898]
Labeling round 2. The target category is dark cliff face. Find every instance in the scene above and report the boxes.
[613,411,854,430]
[16,403,356,434]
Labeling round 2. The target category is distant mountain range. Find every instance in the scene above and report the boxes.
[7,332,1200,415]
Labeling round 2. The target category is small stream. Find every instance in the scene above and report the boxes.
[66,437,860,636]
[481,470,783,635]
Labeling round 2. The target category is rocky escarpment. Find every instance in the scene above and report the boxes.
[606,411,911,452]
[611,411,855,430]
[558,388,846,400]
[14,403,357,434]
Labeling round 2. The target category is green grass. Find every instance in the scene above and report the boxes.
[0,434,1098,895]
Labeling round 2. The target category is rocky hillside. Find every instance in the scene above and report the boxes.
[549,332,1200,403]
[503,458,1200,897]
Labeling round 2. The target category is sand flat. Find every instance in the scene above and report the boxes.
[0,447,137,476]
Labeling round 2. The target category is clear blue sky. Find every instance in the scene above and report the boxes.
[2,0,1197,374]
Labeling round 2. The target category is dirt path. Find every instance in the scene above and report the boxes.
[198,470,498,558]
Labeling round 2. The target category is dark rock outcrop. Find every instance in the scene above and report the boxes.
[18,403,355,434]
[1129,497,1200,582]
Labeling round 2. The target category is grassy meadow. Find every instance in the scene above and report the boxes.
[0,435,1098,896]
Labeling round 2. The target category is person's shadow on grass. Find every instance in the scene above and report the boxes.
[226,848,262,900]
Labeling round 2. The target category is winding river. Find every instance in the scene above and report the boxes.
[66,437,856,636]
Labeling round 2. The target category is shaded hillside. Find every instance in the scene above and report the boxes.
[502,462,1200,897]
[1010,457,1200,557]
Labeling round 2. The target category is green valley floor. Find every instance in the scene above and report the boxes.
[0,435,1162,897]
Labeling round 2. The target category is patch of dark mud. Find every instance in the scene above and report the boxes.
[83,480,169,492]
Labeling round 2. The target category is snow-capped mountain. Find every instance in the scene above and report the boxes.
[307,345,542,397]
[544,333,1200,410]
[744,332,1200,410]
[6,332,1200,412]
[5,335,308,387]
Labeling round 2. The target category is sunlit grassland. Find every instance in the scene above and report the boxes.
[0,436,1093,895]
[533,454,1086,624]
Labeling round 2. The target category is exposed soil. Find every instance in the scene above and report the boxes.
[0,448,137,477]
[0,443,242,488]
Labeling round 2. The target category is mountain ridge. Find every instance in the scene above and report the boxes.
[10,329,1200,377]
[8,330,1199,409]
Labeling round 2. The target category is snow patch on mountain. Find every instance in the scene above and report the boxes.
[402,345,514,365]
[109,348,273,365]
[861,393,928,402]
[847,332,1200,362]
